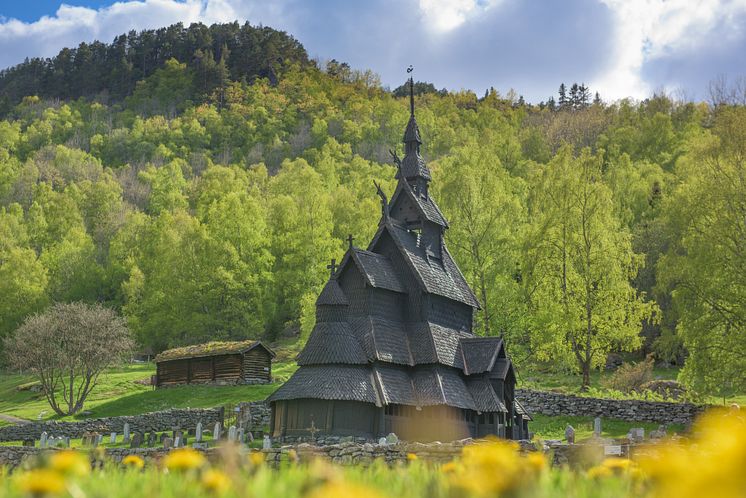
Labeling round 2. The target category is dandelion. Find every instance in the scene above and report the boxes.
[406,453,418,461]
[122,455,145,470]
[525,452,547,473]
[14,469,66,496]
[287,448,299,463]
[201,469,230,494]
[248,451,264,467]
[306,481,384,498]
[440,461,458,473]
[587,465,613,479]
[601,457,632,474]
[163,448,207,471]
[448,439,524,497]
[49,450,89,477]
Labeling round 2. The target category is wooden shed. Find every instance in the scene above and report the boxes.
[155,340,275,387]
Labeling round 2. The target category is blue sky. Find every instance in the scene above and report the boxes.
[1,0,745,102]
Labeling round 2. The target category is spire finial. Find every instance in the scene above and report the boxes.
[407,65,414,116]
[326,258,338,277]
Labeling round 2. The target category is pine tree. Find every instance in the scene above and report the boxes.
[569,83,580,110]
[558,83,568,109]
[593,91,602,106]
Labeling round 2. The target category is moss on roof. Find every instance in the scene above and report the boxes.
[155,340,273,362]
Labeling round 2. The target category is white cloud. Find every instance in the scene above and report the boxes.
[0,0,242,69]
[593,0,746,100]
[417,0,501,32]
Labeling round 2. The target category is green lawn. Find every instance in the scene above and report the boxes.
[0,360,298,423]
[529,414,685,441]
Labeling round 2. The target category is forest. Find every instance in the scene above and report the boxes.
[0,21,743,397]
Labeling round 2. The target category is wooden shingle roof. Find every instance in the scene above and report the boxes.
[267,365,379,404]
[460,336,504,375]
[155,340,274,362]
[296,322,367,365]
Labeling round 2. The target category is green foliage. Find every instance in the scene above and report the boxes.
[602,355,655,393]
[0,37,741,398]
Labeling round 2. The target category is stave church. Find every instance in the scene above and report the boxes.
[268,77,530,442]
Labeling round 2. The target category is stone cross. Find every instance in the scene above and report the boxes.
[196,422,203,443]
[262,435,271,450]
[110,432,117,444]
[123,423,131,443]
[594,417,602,437]
[228,425,237,442]
[40,431,48,449]
[213,422,222,441]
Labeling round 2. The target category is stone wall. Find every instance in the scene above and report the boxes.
[516,389,707,426]
[236,401,271,429]
[0,408,224,443]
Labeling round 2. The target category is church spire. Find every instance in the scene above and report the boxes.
[396,67,432,190]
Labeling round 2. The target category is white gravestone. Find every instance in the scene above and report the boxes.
[40,432,48,449]
[594,417,602,437]
[262,435,271,450]
[228,426,237,442]
[123,423,131,443]
[195,422,203,443]
[213,422,222,441]
[110,432,117,444]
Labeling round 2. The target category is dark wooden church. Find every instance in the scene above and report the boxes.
[268,79,530,442]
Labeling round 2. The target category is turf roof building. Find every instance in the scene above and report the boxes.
[268,78,530,441]
[154,340,274,387]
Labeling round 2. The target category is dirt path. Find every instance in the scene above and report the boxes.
[0,413,30,425]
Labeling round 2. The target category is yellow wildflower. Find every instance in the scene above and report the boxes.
[441,461,458,473]
[287,449,299,463]
[406,453,418,461]
[602,457,632,474]
[637,409,746,498]
[248,451,265,467]
[49,450,89,477]
[122,455,145,470]
[525,452,547,473]
[201,469,230,494]
[587,465,613,479]
[14,469,66,496]
[163,448,207,471]
[306,481,384,498]
[449,439,524,497]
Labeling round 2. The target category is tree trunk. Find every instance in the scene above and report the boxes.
[581,362,591,390]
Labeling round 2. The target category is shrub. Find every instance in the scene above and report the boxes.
[602,355,654,393]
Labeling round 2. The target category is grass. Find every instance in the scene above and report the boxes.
[529,414,685,441]
[0,360,297,423]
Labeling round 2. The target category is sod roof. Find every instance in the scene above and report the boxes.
[155,340,274,362]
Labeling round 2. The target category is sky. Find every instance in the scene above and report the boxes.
[0,0,745,102]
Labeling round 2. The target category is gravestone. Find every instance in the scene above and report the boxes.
[594,417,602,437]
[228,425,237,442]
[378,437,387,446]
[237,428,245,444]
[65,436,71,448]
[565,425,575,445]
[213,422,222,441]
[123,423,131,443]
[40,432,48,449]
[174,436,181,448]
[110,432,117,444]
[497,424,505,438]
[628,427,645,441]
[196,422,203,443]
[650,425,667,439]
[130,432,143,449]
[262,435,272,450]
[92,434,101,448]
[148,432,157,447]
[159,433,167,443]
[163,437,173,450]
[385,433,399,445]
[181,435,188,447]
[23,439,34,447]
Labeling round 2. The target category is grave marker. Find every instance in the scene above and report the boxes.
[123,423,131,443]
[40,432,48,449]
[213,422,222,441]
[594,417,602,437]
[196,422,203,443]
[110,432,117,444]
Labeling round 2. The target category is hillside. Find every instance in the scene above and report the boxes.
[0,22,744,398]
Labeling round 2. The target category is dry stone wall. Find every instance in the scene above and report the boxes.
[0,408,224,443]
[516,389,707,426]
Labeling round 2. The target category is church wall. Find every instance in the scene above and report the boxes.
[271,400,377,439]
[338,264,369,317]
[428,295,472,332]
[374,232,425,320]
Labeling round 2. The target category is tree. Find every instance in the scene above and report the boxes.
[558,83,568,109]
[658,108,746,396]
[524,147,656,388]
[3,303,133,415]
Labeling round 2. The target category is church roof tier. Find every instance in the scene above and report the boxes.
[460,336,504,375]
[316,279,349,306]
[373,220,480,308]
[397,150,432,181]
[466,378,508,413]
[267,364,380,405]
[353,316,414,366]
[351,249,405,293]
[297,322,368,366]
[390,180,448,227]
